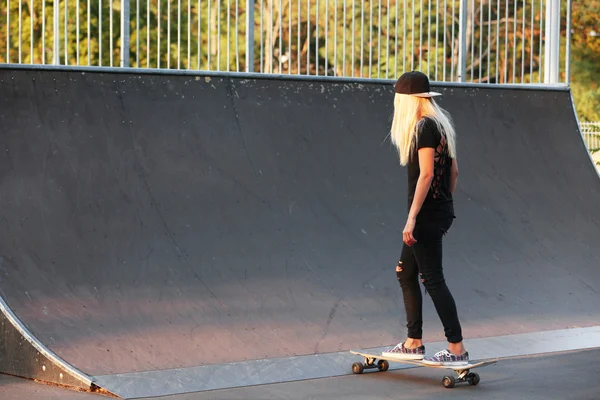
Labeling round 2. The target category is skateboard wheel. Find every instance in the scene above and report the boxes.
[377,360,389,372]
[352,362,364,374]
[442,376,455,389]
[467,372,480,386]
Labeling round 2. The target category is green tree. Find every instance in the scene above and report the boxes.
[568,0,600,121]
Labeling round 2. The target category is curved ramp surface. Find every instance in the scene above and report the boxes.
[0,68,599,388]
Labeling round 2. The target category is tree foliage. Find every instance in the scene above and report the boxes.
[569,0,600,121]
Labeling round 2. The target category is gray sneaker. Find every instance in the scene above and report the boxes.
[382,342,426,360]
[422,349,469,366]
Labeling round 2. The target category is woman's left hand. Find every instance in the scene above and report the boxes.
[403,217,417,246]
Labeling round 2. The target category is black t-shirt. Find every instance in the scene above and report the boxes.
[407,117,455,222]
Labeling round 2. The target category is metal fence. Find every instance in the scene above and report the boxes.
[0,0,570,83]
[581,122,600,154]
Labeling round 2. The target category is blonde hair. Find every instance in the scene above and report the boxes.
[389,93,457,166]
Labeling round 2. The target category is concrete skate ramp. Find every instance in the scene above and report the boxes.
[0,68,599,387]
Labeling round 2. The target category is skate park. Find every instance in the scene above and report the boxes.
[1,0,600,399]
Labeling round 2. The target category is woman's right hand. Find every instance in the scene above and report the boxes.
[403,217,417,246]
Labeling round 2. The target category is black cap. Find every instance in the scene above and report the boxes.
[394,71,441,97]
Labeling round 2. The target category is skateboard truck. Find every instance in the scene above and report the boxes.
[351,356,389,374]
[441,368,480,388]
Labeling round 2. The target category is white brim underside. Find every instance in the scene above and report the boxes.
[410,92,442,97]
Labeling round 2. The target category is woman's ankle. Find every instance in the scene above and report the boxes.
[404,338,424,348]
[448,341,466,355]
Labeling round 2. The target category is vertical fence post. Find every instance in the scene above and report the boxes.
[544,0,559,83]
[121,0,131,67]
[457,0,467,81]
[246,0,255,72]
[565,0,572,85]
[53,0,59,64]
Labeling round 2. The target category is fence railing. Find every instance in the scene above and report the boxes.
[0,0,570,83]
[581,122,600,156]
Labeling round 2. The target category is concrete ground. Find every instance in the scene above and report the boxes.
[1,348,599,400]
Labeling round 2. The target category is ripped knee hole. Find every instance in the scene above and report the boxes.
[396,261,403,272]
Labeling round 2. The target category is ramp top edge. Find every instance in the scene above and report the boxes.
[0,63,570,92]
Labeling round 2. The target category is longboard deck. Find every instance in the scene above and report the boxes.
[350,350,498,388]
[350,350,497,371]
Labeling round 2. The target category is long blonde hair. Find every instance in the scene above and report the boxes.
[390,93,457,166]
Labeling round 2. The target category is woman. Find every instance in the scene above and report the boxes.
[381,71,469,366]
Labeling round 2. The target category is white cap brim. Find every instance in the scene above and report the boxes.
[410,92,442,98]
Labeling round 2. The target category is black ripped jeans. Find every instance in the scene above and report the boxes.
[396,217,463,343]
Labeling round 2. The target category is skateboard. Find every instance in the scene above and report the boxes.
[350,350,497,389]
